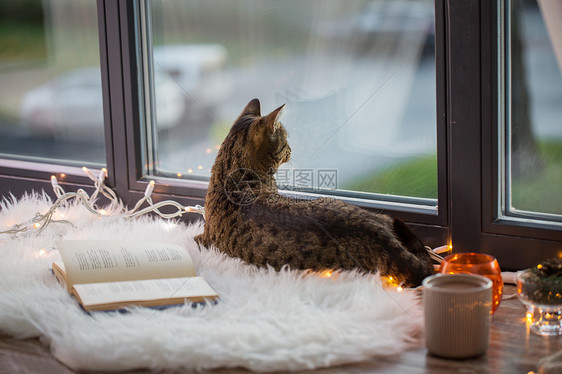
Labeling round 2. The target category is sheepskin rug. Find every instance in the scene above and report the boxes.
[0,193,424,372]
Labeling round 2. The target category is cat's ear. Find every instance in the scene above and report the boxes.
[241,98,261,117]
[264,104,285,133]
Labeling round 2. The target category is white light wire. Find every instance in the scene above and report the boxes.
[1,167,205,238]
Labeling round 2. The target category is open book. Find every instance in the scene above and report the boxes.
[52,240,218,311]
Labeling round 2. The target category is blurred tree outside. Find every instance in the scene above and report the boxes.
[0,0,47,64]
[510,0,543,180]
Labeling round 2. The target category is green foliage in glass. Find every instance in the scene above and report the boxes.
[521,258,562,306]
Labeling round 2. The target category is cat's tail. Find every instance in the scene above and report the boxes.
[392,218,427,256]
[391,218,435,286]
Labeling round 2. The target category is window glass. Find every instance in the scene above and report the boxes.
[505,0,562,218]
[145,0,437,201]
[0,0,105,166]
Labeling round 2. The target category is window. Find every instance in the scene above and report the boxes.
[0,0,105,167]
[1,0,560,270]
[143,0,439,205]
[480,0,562,269]
[501,0,562,221]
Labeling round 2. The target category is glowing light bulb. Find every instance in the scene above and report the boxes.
[38,249,47,256]
[321,270,332,278]
[98,168,107,181]
[177,172,182,177]
[197,165,203,170]
[205,148,212,154]
[188,169,193,173]
[60,173,66,179]
[144,180,155,197]
[526,306,534,321]
[215,144,221,150]
[99,209,107,215]
[397,286,403,292]
[33,223,41,229]
[50,175,58,188]
[82,167,97,181]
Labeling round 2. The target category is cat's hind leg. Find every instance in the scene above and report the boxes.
[194,233,210,248]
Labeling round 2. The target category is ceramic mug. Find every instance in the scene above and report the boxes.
[423,273,493,359]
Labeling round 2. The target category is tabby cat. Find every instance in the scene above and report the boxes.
[195,99,434,287]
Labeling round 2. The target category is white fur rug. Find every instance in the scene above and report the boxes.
[0,194,424,372]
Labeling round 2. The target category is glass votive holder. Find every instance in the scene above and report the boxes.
[439,253,503,313]
[517,268,562,336]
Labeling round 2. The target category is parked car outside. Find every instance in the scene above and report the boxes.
[153,43,230,121]
[20,44,230,140]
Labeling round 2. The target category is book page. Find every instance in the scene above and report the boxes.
[72,276,217,310]
[52,261,67,285]
[57,240,196,286]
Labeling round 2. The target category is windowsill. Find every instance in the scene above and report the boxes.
[0,158,83,174]
[0,285,557,373]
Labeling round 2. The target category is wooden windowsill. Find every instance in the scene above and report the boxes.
[0,285,559,373]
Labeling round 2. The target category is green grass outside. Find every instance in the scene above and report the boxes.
[345,140,562,215]
[345,154,438,199]
[0,22,46,63]
[512,141,562,215]
[209,120,230,145]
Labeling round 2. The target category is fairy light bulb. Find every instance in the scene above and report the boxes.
[144,180,155,197]
[98,168,107,181]
[320,270,333,278]
[82,167,97,182]
[38,249,47,256]
[526,306,535,322]
[51,175,58,188]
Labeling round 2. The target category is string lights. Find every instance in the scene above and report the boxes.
[0,167,204,238]
[1,166,446,295]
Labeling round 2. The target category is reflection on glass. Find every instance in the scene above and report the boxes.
[0,0,105,166]
[147,0,437,200]
[507,0,562,217]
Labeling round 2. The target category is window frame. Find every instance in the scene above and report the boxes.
[0,0,560,270]
[480,0,562,269]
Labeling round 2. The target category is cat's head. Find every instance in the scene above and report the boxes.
[216,99,291,177]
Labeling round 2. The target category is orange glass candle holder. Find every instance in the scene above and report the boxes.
[439,253,503,313]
